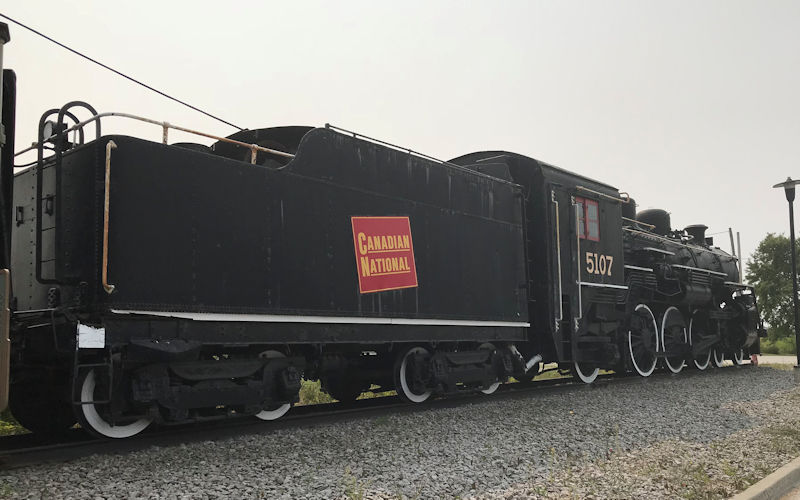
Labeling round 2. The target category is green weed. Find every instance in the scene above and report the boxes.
[342,467,369,500]
[0,410,25,436]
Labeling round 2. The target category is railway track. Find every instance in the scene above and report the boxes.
[0,365,750,470]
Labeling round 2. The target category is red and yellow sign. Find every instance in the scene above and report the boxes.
[351,216,418,294]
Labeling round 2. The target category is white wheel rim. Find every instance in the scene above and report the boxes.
[661,306,686,374]
[573,361,599,384]
[733,349,744,365]
[399,347,432,403]
[628,304,658,377]
[713,348,725,368]
[689,311,711,370]
[255,350,292,421]
[478,343,500,395]
[80,370,152,439]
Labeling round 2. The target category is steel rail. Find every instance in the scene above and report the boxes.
[0,365,753,470]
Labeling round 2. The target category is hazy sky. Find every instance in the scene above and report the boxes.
[3,1,799,276]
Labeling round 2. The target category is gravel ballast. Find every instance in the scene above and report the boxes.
[1,366,798,499]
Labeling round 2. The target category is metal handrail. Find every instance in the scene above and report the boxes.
[576,185,630,204]
[622,216,655,229]
[574,201,583,323]
[324,123,519,185]
[16,111,295,163]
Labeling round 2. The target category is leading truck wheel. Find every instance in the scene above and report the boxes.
[255,351,292,421]
[76,369,152,439]
[394,346,432,403]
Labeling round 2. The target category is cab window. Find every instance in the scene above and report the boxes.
[576,197,600,241]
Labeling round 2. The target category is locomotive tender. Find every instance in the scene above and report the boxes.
[0,23,762,438]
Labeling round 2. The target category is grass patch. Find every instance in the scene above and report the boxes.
[0,409,26,437]
[297,379,396,406]
[297,379,335,406]
[766,424,800,454]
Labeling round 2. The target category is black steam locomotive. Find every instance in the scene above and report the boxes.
[0,24,761,438]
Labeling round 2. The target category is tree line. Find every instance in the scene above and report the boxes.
[747,233,798,355]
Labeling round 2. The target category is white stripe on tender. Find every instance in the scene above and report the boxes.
[110,309,530,328]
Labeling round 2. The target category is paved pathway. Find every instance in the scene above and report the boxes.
[782,485,800,499]
[759,355,798,365]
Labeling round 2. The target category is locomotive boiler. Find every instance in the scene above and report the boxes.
[0,21,763,439]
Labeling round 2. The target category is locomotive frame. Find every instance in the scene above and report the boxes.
[0,22,763,439]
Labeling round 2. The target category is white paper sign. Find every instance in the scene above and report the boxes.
[77,323,105,349]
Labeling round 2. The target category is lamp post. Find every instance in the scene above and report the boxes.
[773,177,800,368]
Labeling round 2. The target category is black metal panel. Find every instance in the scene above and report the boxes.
[86,131,528,324]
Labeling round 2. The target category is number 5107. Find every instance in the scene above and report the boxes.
[586,252,613,276]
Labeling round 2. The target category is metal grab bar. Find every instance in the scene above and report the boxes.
[551,191,563,326]
[102,140,116,294]
[576,185,630,204]
[574,201,583,324]
[17,111,295,163]
[622,216,655,229]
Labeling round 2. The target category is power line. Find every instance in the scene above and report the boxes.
[0,12,244,131]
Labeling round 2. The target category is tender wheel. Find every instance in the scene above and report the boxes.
[661,306,687,374]
[689,310,712,370]
[712,348,726,368]
[394,346,432,403]
[255,350,292,421]
[732,349,745,365]
[76,369,152,439]
[628,304,658,377]
[572,361,599,384]
[478,343,500,395]
[8,372,76,436]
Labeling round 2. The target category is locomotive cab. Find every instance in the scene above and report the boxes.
[450,152,628,379]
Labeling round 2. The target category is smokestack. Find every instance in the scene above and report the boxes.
[685,224,708,244]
